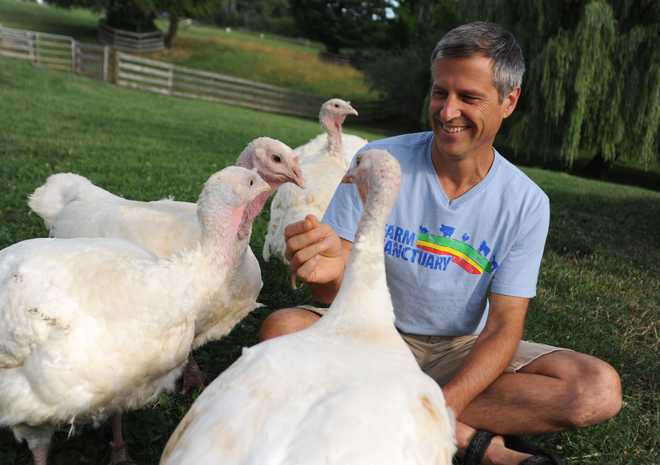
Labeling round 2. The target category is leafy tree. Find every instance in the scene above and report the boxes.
[461,0,660,173]
[215,0,297,36]
[289,0,394,53]
[106,0,157,32]
[47,0,221,47]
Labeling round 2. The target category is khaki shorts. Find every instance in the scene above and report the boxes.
[300,305,569,386]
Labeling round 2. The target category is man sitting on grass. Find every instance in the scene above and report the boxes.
[260,21,622,465]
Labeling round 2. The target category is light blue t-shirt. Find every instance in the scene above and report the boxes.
[323,132,550,336]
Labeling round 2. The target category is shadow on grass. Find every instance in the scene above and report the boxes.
[584,163,660,193]
[508,152,660,193]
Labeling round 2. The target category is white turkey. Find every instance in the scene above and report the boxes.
[28,137,303,391]
[0,166,270,465]
[29,137,302,256]
[295,98,368,166]
[160,150,456,465]
[262,99,367,265]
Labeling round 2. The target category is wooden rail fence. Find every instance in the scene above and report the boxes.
[115,53,394,122]
[0,25,395,123]
[0,26,110,80]
[98,21,164,53]
[117,52,325,118]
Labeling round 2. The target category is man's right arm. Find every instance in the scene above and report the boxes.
[285,215,352,304]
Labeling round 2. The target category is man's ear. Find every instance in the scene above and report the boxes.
[502,87,521,119]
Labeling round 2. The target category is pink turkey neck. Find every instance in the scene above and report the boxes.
[237,190,271,240]
[325,114,346,158]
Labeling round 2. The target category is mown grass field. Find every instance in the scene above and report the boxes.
[1,56,659,465]
[0,0,377,100]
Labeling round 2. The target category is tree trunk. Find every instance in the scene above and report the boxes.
[165,12,179,49]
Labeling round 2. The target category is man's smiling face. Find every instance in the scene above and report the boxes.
[429,55,520,162]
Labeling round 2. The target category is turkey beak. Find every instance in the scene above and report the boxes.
[346,103,358,117]
[290,165,305,188]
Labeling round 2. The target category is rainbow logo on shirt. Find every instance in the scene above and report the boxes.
[416,232,495,275]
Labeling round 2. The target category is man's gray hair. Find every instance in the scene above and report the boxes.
[431,22,525,98]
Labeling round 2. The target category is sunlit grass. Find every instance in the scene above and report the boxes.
[147,22,377,100]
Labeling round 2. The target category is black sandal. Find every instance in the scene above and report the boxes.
[506,435,566,465]
[462,430,565,465]
[463,430,497,465]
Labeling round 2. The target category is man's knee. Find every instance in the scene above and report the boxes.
[525,351,622,428]
[259,308,321,341]
[567,357,622,427]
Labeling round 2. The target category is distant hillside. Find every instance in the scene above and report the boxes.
[0,0,378,100]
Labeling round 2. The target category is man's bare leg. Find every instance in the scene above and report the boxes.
[460,351,621,433]
[259,308,320,341]
[455,350,622,464]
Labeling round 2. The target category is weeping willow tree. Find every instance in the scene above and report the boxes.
[462,0,659,173]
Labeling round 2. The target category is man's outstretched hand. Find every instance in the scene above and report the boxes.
[285,215,345,285]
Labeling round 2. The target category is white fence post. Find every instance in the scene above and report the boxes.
[71,39,77,72]
[167,62,174,95]
[102,45,109,81]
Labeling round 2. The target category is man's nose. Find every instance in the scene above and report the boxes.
[440,94,461,121]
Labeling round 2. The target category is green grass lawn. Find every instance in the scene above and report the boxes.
[1,57,659,465]
[0,0,377,100]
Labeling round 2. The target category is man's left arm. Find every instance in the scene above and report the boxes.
[441,293,528,418]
